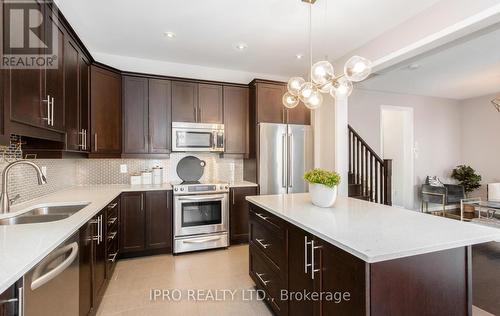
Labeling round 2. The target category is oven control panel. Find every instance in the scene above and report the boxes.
[172,183,229,195]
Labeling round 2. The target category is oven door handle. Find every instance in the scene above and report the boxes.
[177,195,225,201]
[183,236,222,244]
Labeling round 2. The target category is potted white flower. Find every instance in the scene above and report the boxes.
[304,168,341,207]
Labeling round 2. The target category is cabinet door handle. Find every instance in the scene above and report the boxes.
[310,239,322,280]
[107,231,117,241]
[282,108,285,123]
[255,213,269,222]
[256,238,270,249]
[107,217,117,225]
[194,107,197,122]
[108,203,118,209]
[42,95,51,125]
[108,252,118,263]
[84,130,87,150]
[94,133,98,152]
[256,272,270,286]
[141,194,144,211]
[232,191,235,205]
[199,107,202,122]
[51,97,55,126]
[304,236,312,274]
[78,129,85,148]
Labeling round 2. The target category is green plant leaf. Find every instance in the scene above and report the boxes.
[304,169,341,188]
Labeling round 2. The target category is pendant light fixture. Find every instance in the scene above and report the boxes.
[283,0,373,110]
[492,98,500,112]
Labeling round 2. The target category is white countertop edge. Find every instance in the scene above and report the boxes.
[0,184,173,293]
[229,181,258,188]
[246,196,500,264]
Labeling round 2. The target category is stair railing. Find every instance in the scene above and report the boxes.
[348,125,392,205]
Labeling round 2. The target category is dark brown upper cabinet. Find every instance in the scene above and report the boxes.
[122,76,149,154]
[122,76,171,156]
[255,82,286,124]
[79,55,91,153]
[148,79,172,154]
[251,80,311,125]
[172,81,223,124]
[172,81,198,122]
[64,39,80,151]
[3,2,65,142]
[90,65,122,157]
[287,100,311,125]
[198,84,223,123]
[224,86,249,155]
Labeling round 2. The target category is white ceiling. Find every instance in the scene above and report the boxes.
[358,25,500,100]
[54,0,442,77]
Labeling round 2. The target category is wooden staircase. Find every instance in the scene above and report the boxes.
[348,125,393,205]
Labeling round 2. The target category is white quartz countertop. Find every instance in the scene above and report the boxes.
[229,181,258,188]
[246,193,500,264]
[0,184,172,293]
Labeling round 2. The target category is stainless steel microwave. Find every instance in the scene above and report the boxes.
[172,122,224,152]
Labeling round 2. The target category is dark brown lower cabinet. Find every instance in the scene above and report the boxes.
[79,198,120,316]
[248,202,472,316]
[120,191,172,256]
[229,186,258,244]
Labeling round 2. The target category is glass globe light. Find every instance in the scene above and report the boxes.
[329,77,353,97]
[318,81,333,93]
[304,90,323,109]
[311,61,334,85]
[287,77,305,96]
[344,56,372,82]
[298,82,316,103]
[282,92,299,109]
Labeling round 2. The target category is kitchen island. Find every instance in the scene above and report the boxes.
[246,193,500,316]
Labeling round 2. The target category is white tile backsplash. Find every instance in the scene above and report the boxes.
[0,153,244,205]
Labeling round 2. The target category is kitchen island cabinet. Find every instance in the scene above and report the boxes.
[247,193,500,316]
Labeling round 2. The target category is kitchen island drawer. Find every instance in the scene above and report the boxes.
[250,212,285,270]
[249,243,285,315]
[249,205,286,239]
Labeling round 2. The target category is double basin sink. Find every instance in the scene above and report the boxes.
[0,203,89,225]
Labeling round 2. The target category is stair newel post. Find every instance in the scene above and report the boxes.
[383,159,393,206]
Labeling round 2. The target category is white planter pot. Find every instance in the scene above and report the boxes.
[310,183,338,208]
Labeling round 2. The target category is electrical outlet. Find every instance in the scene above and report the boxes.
[120,164,128,173]
[41,166,47,177]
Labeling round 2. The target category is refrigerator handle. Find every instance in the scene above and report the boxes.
[288,134,293,188]
[282,133,287,188]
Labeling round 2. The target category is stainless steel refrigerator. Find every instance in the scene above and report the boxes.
[258,123,313,195]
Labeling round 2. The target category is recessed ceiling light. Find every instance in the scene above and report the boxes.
[296,54,304,60]
[234,42,248,51]
[407,63,420,70]
[164,32,176,39]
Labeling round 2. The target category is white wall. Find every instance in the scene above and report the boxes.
[349,89,462,210]
[460,93,500,198]
[381,108,413,209]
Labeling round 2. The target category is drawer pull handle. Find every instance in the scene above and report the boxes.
[255,213,270,221]
[108,203,118,209]
[256,272,270,285]
[108,252,118,263]
[108,231,117,240]
[108,217,118,225]
[256,238,270,249]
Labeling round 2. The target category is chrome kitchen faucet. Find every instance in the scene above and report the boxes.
[0,160,47,214]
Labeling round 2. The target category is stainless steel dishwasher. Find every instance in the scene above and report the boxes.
[23,232,79,316]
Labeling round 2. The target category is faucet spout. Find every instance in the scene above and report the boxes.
[0,160,47,214]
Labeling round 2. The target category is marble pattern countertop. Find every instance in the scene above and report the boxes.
[247,193,500,264]
[0,184,172,293]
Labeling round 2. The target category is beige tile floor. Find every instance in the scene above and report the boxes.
[97,245,273,316]
[97,244,494,316]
